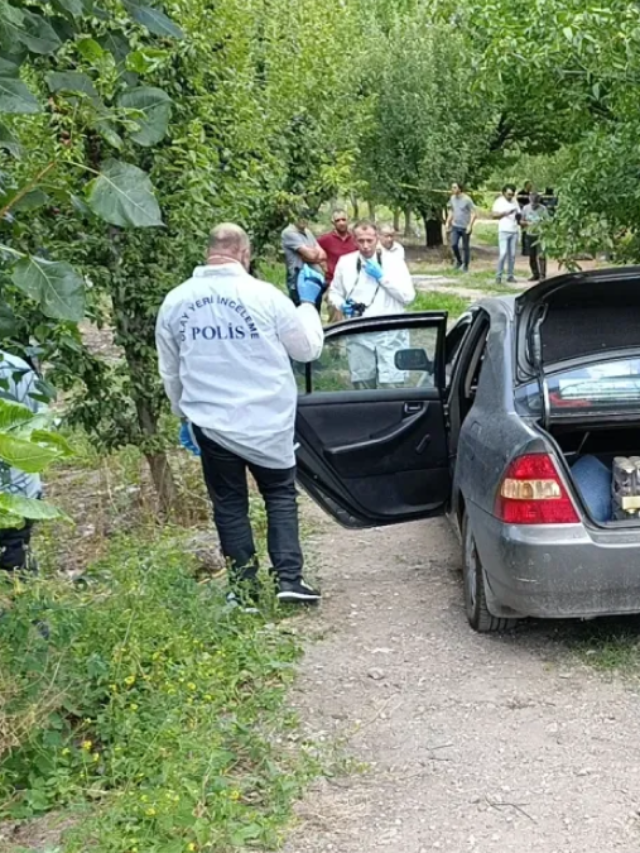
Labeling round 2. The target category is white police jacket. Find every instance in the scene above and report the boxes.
[156,263,323,469]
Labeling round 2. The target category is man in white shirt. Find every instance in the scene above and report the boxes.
[329,220,415,389]
[492,184,520,284]
[379,224,406,261]
[156,223,324,605]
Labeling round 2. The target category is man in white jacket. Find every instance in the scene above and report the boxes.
[156,223,324,605]
[328,220,415,389]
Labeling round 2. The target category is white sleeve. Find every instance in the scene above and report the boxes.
[155,305,183,417]
[328,257,348,309]
[275,293,324,363]
[380,258,415,306]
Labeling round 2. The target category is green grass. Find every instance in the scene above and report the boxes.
[567,622,640,673]
[472,220,500,248]
[409,291,470,317]
[0,525,318,853]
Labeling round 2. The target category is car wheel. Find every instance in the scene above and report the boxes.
[462,514,514,633]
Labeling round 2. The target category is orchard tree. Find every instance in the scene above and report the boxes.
[11,0,366,509]
[359,13,498,245]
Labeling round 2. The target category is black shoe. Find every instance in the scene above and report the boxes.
[507,276,517,283]
[277,578,321,604]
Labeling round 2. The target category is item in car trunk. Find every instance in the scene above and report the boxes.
[612,457,640,519]
[571,455,612,522]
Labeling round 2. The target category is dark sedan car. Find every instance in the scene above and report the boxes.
[294,269,640,631]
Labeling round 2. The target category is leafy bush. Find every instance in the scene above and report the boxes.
[0,531,314,852]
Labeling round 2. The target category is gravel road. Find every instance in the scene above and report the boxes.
[283,501,640,852]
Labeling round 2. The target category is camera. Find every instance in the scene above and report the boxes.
[343,298,367,319]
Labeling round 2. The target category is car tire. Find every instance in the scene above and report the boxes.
[462,514,514,633]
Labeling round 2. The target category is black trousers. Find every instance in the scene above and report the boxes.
[525,234,547,279]
[0,522,35,572]
[193,428,303,585]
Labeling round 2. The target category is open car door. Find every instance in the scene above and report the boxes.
[295,312,451,528]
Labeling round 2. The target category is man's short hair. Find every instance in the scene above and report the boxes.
[353,219,378,234]
[502,183,516,194]
[379,224,395,236]
[453,181,464,191]
[208,223,250,254]
[530,192,542,204]
[332,208,348,220]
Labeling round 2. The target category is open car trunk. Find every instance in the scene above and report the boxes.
[549,423,640,525]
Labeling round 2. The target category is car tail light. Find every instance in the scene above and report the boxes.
[496,453,580,525]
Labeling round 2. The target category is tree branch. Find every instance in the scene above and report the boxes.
[0,161,57,221]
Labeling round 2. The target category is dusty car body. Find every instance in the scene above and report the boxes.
[295,268,640,631]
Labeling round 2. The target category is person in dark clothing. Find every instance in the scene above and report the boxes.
[517,181,534,255]
[521,192,549,281]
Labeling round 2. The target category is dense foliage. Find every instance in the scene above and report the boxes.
[1,0,640,504]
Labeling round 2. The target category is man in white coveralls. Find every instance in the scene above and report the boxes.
[328,220,415,389]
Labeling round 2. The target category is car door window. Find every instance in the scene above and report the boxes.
[297,325,440,393]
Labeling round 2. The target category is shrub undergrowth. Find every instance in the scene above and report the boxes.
[0,530,315,852]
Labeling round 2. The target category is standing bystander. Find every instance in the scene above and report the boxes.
[521,192,549,281]
[492,185,520,284]
[281,209,326,311]
[445,182,476,272]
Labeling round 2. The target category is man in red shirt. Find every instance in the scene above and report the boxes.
[318,209,357,286]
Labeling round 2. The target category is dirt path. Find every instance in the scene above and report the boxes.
[284,501,640,852]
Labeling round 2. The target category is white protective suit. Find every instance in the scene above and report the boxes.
[156,263,323,469]
[328,250,415,386]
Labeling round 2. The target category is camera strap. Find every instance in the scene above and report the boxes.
[347,250,383,306]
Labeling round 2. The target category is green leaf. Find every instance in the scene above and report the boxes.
[0,493,68,521]
[0,77,40,114]
[125,3,184,39]
[12,188,49,212]
[0,53,21,77]
[11,257,86,322]
[93,115,123,149]
[13,10,63,55]
[51,0,87,16]
[76,38,105,63]
[0,398,34,431]
[97,32,130,65]
[0,433,60,472]
[0,121,20,156]
[86,159,163,228]
[46,71,99,100]
[0,300,17,336]
[31,430,73,456]
[118,86,172,146]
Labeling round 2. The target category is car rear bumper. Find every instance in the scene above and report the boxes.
[469,505,640,619]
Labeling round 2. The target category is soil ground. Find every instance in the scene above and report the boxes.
[282,501,640,853]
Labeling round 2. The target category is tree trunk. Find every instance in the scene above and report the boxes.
[135,395,177,513]
[367,200,376,222]
[393,208,401,231]
[350,192,359,220]
[403,208,412,237]
[145,449,177,512]
[424,216,444,248]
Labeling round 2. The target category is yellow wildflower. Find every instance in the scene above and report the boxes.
[82,740,92,751]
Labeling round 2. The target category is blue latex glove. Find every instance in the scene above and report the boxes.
[179,421,200,456]
[364,258,384,281]
[297,264,325,304]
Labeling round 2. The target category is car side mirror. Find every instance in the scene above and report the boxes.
[394,348,432,371]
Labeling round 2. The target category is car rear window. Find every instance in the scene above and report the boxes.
[515,356,640,418]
